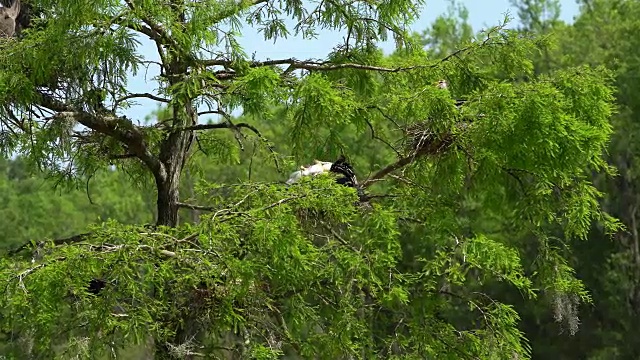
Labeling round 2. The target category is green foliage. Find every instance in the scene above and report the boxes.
[0,158,151,251]
[418,1,640,359]
[0,0,623,358]
[0,174,538,358]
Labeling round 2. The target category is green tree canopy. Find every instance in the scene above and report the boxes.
[0,0,621,358]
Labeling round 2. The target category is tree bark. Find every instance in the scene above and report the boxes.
[153,68,196,227]
[153,126,188,228]
[152,86,197,358]
[155,166,181,227]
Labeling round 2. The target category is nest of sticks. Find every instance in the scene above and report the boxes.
[401,120,456,158]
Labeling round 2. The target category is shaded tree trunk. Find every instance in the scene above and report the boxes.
[155,168,181,227]
[153,68,196,227]
[152,70,198,358]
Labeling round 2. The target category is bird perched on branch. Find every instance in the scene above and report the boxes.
[436,79,466,107]
[0,0,19,37]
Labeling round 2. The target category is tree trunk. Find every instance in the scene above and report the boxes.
[152,97,197,357]
[155,168,181,227]
[153,101,196,227]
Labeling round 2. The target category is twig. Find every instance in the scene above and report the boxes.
[362,117,401,157]
[257,195,306,212]
[194,135,208,156]
[177,202,216,211]
[9,256,67,294]
[197,110,225,117]
[114,93,170,106]
[136,244,177,258]
[86,173,96,205]
[366,105,402,130]
[320,221,359,252]
[180,121,281,172]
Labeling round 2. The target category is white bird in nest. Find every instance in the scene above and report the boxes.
[286,159,333,185]
[286,155,368,203]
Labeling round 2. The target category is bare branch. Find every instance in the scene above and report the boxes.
[115,92,170,106]
[8,224,157,256]
[194,135,208,155]
[181,122,232,131]
[204,57,427,73]
[180,121,281,172]
[258,195,306,212]
[199,25,503,79]
[177,202,216,211]
[362,116,401,157]
[8,232,92,255]
[136,244,177,258]
[181,121,255,133]
[361,154,416,188]
[366,105,402,129]
[361,121,471,188]
[37,91,162,174]
[197,110,225,117]
[109,153,137,160]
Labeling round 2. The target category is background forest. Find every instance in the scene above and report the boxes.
[0,0,637,359]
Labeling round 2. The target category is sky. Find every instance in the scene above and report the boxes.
[124,0,581,121]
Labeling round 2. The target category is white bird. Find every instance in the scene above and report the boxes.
[305,160,333,175]
[286,160,334,184]
[0,0,20,38]
[285,155,367,202]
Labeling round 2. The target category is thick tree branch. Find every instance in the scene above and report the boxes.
[8,232,92,255]
[109,153,137,160]
[361,122,470,188]
[207,0,268,24]
[37,91,163,174]
[122,0,172,45]
[361,154,416,188]
[203,58,430,73]
[180,121,256,133]
[9,223,159,256]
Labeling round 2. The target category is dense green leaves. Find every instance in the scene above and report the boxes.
[0,0,624,358]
